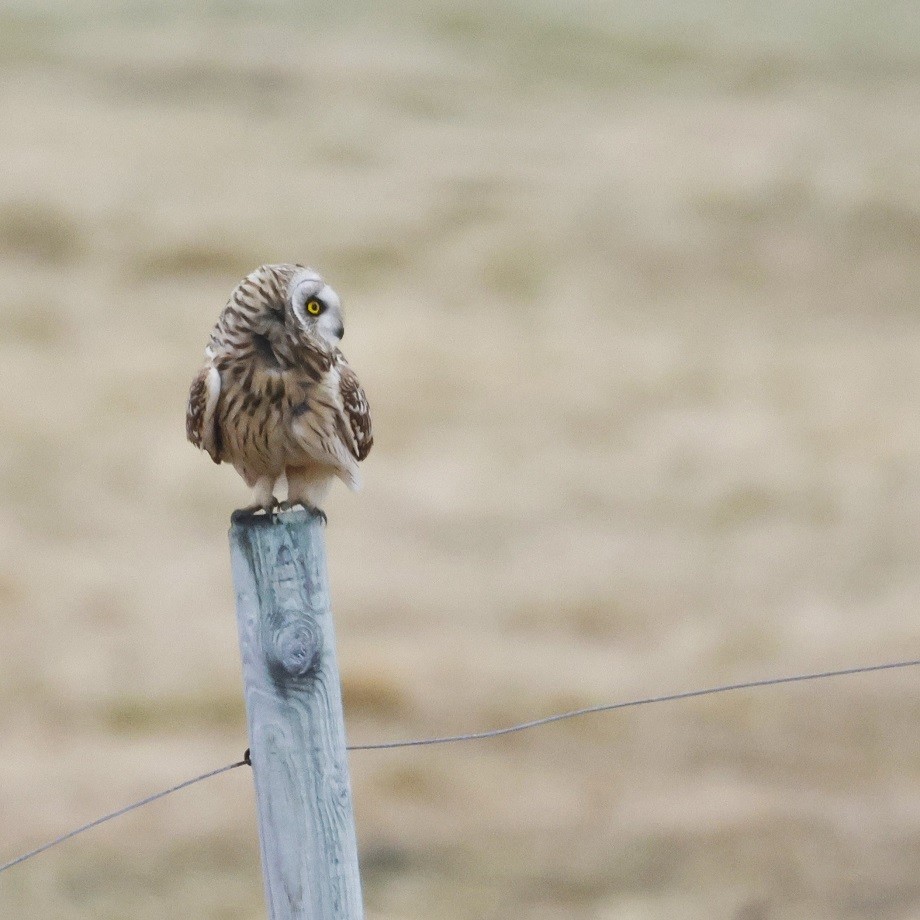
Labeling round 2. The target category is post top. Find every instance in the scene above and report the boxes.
[229,507,325,533]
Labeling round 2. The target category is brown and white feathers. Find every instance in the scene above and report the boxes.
[187,263,373,515]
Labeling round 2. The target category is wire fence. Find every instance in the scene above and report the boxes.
[1,656,918,876]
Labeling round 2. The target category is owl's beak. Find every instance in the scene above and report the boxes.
[335,324,345,340]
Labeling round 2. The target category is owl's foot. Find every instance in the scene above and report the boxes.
[278,500,327,525]
[231,500,278,523]
[232,476,279,521]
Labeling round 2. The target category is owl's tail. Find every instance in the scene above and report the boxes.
[335,464,362,492]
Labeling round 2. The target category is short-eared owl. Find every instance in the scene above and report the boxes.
[186,264,372,518]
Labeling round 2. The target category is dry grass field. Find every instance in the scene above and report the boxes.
[1,2,919,918]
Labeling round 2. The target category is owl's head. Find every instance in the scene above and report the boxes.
[288,267,345,345]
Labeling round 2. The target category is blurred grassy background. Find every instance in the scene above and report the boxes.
[1,1,919,918]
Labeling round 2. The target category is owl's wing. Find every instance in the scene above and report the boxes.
[338,363,374,462]
[290,361,372,491]
[186,366,222,463]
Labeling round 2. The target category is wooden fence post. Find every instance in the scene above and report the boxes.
[229,508,363,920]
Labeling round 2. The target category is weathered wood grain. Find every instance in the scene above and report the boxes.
[230,509,363,920]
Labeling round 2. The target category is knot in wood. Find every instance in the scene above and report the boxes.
[268,621,322,685]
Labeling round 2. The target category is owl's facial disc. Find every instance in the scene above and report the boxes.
[290,270,345,344]
[312,286,345,343]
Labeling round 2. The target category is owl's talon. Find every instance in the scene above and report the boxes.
[232,501,278,522]
[278,500,327,524]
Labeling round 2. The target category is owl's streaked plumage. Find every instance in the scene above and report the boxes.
[187,263,373,517]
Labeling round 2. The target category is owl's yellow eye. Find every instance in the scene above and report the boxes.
[306,299,323,316]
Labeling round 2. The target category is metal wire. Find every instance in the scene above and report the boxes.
[1,657,917,875]
[346,657,920,750]
[0,757,248,875]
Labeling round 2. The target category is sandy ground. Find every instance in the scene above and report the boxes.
[1,2,919,918]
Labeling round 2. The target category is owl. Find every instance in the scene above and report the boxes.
[186,264,373,519]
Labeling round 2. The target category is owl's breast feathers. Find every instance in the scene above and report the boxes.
[187,320,372,482]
